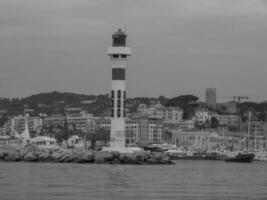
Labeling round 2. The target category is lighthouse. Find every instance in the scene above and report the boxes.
[106,29,131,151]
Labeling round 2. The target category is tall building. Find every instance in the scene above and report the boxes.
[11,115,43,134]
[205,88,217,108]
[107,29,131,150]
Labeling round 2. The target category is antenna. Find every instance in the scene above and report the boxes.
[124,24,127,34]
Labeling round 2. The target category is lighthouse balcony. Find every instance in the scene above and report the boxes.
[107,47,132,56]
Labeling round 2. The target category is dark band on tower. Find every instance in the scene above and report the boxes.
[112,68,125,80]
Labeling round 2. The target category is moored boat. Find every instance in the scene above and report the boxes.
[166,149,194,160]
[225,152,254,163]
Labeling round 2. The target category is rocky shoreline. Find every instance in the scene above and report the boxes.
[0,145,174,165]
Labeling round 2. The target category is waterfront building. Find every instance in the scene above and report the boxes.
[208,114,240,128]
[177,120,195,130]
[66,111,96,133]
[195,110,209,126]
[170,130,240,151]
[137,103,183,124]
[99,115,163,147]
[164,107,183,124]
[136,115,163,147]
[43,114,65,128]
[10,114,43,134]
[125,118,139,145]
[205,88,217,108]
[30,136,57,149]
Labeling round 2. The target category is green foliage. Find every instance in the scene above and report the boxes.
[210,117,219,128]
[163,130,172,144]
[166,95,199,108]
[166,95,199,119]
[0,115,8,127]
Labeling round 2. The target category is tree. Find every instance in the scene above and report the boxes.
[163,130,172,144]
[210,117,219,128]
[166,95,199,119]
[0,115,9,127]
[166,95,199,108]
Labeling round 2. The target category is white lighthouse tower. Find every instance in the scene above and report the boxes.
[106,29,131,151]
[102,29,141,153]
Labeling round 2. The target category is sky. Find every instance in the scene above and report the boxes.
[0,0,267,102]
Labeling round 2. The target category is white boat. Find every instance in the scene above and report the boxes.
[166,148,194,159]
[254,152,267,161]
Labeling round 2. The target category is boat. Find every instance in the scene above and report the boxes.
[144,143,176,152]
[166,149,194,160]
[225,152,254,163]
[225,111,254,163]
[254,152,267,161]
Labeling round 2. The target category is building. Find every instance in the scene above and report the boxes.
[209,114,240,127]
[66,111,96,133]
[10,114,43,134]
[195,110,209,126]
[99,117,139,145]
[99,115,163,147]
[125,118,139,145]
[170,130,240,151]
[137,103,183,124]
[164,107,183,123]
[136,115,163,147]
[205,88,217,108]
[43,114,65,128]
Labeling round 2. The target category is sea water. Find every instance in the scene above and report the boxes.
[0,161,266,200]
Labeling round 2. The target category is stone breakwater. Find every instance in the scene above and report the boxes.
[0,145,174,165]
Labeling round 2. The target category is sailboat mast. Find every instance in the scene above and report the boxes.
[247,111,251,152]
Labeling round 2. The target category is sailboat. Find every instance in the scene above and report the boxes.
[225,111,254,163]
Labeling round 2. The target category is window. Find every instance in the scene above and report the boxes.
[118,90,121,98]
[117,109,121,117]
[111,90,114,98]
[111,109,114,117]
[112,54,119,58]
[121,54,127,58]
[118,100,121,107]
[111,99,114,107]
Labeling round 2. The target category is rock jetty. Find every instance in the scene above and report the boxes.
[0,145,174,165]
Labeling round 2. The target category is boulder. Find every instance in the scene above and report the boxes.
[38,152,52,162]
[23,152,39,162]
[51,151,65,162]
[4,150,22,162]
[120,153,139,164]
[94,152,114,164]
[111,158,121,164]
[76,151,94,163]
[60,151,75,163]
[111,151,120,159]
